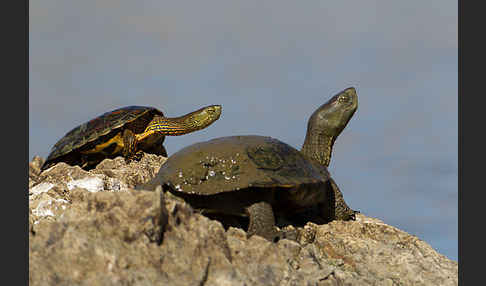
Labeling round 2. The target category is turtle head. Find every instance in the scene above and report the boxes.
[301,87,358,167]
[310,87,357,136]
[185,104,222,131]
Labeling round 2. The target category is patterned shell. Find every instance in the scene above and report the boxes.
[147,135,330,195]
[45,106,164,162]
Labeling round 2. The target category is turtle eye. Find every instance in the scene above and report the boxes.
[338,95,348,103]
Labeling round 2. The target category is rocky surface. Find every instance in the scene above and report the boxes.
[29,155,458,286]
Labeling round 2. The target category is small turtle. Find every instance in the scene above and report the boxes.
[41,105,222,171]
[141,88,358,241]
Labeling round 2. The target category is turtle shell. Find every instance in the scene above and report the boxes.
[44,106,164,166]
[149,135,330,196]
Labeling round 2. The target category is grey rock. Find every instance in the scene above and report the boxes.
[30,187,168,285]
[29,155,458,286]
[29,156,44,188]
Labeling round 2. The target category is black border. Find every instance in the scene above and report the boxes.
[25,0,29,283]
[459,1,482,285]
[5,0,28,284]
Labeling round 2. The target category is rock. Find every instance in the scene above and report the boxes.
[29,155,458,286]
[29,156,44,174]
[29,154,166,227]
[91,154,165,188]
[29,156,44,188]
[30,187,168,285]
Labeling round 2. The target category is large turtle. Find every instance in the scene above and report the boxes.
[141,87,358,241]
[41,105,222,171]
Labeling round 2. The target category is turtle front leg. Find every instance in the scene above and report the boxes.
[143,138,168,157]
[321,178,359,222]
[245,201,281,242]
[122,129,143,162]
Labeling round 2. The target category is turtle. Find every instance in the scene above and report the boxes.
[140,87,358,241]
[41,104,222,171]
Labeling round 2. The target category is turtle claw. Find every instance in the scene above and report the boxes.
[125,151,144,164]
[350,209,360,221]
[247,227,282,243]
[133,151,144,161]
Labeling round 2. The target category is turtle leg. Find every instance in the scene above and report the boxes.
[245,201,281,242]
[122,129,143,162]
[143,138,168,157]
[79,156,89,169]
[321,178,359,222]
